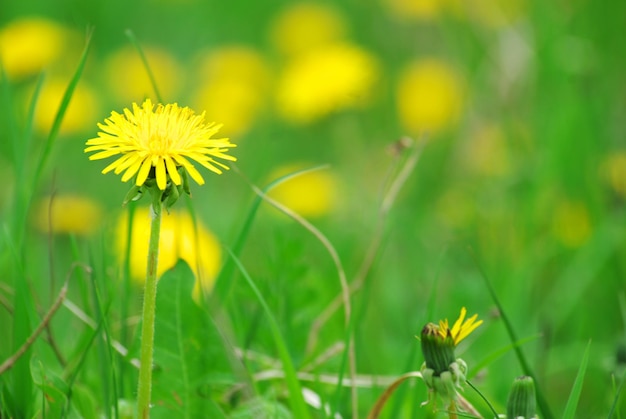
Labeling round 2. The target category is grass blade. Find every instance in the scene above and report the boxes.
[472,250,554,419]
[125,29,163,103]
[366,371,422,419]
[212,165,330,308]
[31,28,93,192]
[226,248,310,419]
[562,340,591,419]
[608,369,626,419]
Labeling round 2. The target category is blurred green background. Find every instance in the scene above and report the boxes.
[1,0,625,417]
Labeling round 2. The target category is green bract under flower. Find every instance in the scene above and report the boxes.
[85,99,237,191]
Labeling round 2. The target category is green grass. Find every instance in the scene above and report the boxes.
[1,0,626,417]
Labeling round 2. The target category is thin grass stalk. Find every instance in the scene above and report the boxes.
[226,248,310,419]
[306,138,423,355]
[243,176,357,416]
[472,252,553,419]
[125,29,164,103]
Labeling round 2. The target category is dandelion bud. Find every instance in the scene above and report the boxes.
[420,322,456,375]
[506,376,538,419]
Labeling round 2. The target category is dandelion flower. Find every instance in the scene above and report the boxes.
[276,43,379,123]
[267,163,339,218]
[419,307,482,407]
[33,194,103,236]
[34,78,99,135]
[192,46,271,136]
[270,2,347,57]
[0,17,66,79]
[420,307,482,376]
[397,58,464,134]
[85,99,237,191]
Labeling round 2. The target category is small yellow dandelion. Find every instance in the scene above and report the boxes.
[437,307,483,346]
[85,99,237,191]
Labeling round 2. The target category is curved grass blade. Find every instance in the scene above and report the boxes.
[366,371,422,419]
[562,340,591,419]
[471,249,554,419]
[125,29,163,103]
[31,28,93,191]
[212,165,330,308]
[226,248,310,419]
[608,369,626,419]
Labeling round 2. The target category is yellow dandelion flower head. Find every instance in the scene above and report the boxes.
[551,200,591,248]
[267,163,339,218]
[103,46,182,103]
[437,307,482,346]
[85,99,237,190]
[116,207,221,298]
[192,46,271,136]
[397,58,464,134]
[276,43,379,123]
[0,17,67,79]
[33,78,99,135]
[270,2,347,57]
[33,194,103,236]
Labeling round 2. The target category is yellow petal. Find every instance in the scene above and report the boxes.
[135,158,153,186]
[165,155,181,185]
[121,158,143,182]
[155,158,167,190]
[173,155,205,185]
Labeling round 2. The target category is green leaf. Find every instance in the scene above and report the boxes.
[230,397,292,419]
[150,260,232,418]
[562,340,591,419]
[30,356,68,419]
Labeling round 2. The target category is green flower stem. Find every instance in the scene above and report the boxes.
[136,198,163,418]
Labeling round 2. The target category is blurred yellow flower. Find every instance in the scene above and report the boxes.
[192,46,271,136]
[458,0,526,28]
[383,0,447,21]
[551,200,591,248]
[117,207,221,297]
[0,17,66,79]
[463,124,511,177]
[85,99,236,191]
[601,152,626,197]
[33,194,103,236]
[33,78,99,135]
[276,43,379,123]
[270,2,347,57]
[103,46,182,104]
[397,58,464,134]
[267,164,339,218]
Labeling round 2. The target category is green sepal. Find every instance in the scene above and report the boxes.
[122,184,145,206]
[180,167,191,196]
[163,181,180,213]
